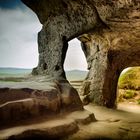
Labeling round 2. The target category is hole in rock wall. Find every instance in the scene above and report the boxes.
[0,1,42,75]
[64,38,88,89]
[117,67,140,113]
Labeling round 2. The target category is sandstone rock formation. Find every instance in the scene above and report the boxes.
[0,0,140,139]
[22,0,140,108]
[79,0,140,107]
[24,0,103,78]
[0,109,96,139]
[0,79,83,126]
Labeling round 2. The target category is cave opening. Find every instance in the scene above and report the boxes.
[0,2,41,69]
[64,38,88,89]
[117,67,140,113]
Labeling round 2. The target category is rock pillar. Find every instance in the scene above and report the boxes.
[80,33,121,108]
[32,24,68,79]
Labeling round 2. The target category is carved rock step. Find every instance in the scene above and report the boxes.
[0,78,83,125]
[0,110,96,140]
[0,98,60,126]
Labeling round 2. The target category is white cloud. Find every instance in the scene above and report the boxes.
[64,38,88,71]
[0,7,42,68]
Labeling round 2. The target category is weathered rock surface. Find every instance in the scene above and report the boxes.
[0,109,95,140]
[0,77,83,126]
[79,2,140,107]
[65,104,140,140]
[21,0,140,108]
[1,0,140,139]
[22,0,103,77]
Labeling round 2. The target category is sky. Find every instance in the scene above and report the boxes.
[0,0,87,70]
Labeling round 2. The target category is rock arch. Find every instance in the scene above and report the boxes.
[22,0,103,78]
[80,28,140,108]
[64,38,88,72]
[22,0,140,108]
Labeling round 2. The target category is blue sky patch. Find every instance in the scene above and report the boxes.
[0,0,24,9]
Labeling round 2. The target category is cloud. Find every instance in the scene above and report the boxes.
[64,38,88,71]
[0,6,87,70]
[0,7,42,68]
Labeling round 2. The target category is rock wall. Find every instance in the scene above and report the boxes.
[80,28,140,108]
[22,0,105,77]
[0,81,83,125]
[79,0,140,107]
[22,0,140,108]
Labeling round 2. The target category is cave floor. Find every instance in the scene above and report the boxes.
[0,103,140,140]
[0,78,140,139]
[65,103,140,140]
[0,109,95,140]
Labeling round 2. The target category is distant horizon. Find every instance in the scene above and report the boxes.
[0,66,33,69]
[0,66,132,73]
[0,67,89,71]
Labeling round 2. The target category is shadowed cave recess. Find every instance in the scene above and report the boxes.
[0,0,140,139]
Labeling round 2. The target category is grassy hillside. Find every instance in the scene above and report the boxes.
[118,67,140,104]
[118,67,140,90]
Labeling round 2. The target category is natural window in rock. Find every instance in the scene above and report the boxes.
[0,3,41,69]
[117,67,140,113]
[64,38,88,88]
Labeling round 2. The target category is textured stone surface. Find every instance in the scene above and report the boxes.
[0,78,83,126]
[65,104,140,140]
[79,0,140,107]
[0,0,140,139]
[0,110,95,140]
[79,10,140,107]
[22,0,103,77]
[21,0,140,108]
